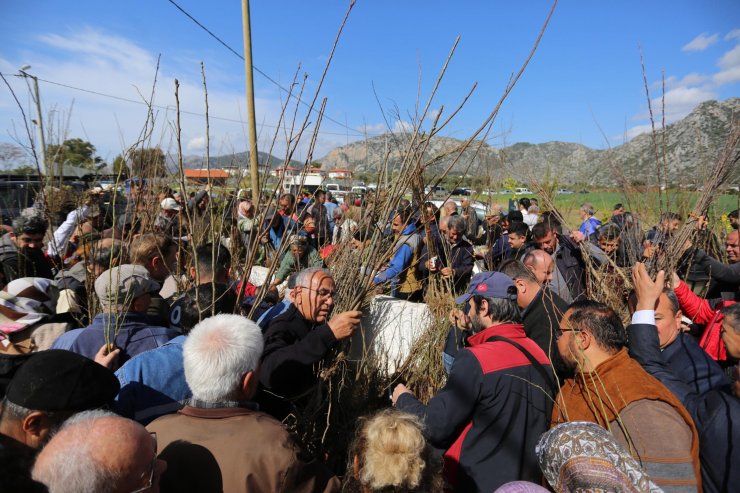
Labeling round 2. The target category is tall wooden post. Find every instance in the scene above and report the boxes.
[241,0,260,203]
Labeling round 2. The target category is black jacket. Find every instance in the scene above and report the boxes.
[521,287,568,361]
[306,202,330,245]
[259,304,337,400]
[485,223,504,249]
[628,323,740,493]
[662,331,730,396]
[418,238,474,293]
[398,324,552,492]
[553,234,589,301]
[417,222,447,268]
[692,248,740,301]
[506,243,533,264]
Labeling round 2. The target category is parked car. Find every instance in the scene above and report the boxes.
[557,188,574,194]
[514,187,531,195]
[451,188,471,196]
[425,186,449,198]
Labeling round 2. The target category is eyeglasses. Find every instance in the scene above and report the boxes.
[129,433,157,493]
[556,326,580,339]
[300,286,336,299]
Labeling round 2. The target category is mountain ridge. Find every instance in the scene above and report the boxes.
[316,98,740,186]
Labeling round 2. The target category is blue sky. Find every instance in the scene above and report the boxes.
[1,1,738,165]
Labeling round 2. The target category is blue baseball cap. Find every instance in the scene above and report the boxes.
[455,271,517,304]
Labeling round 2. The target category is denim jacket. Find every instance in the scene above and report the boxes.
[114,335,190,425]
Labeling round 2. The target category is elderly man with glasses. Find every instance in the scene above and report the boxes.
[259,267,361,420]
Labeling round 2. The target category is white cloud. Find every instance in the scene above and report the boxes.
[356,119,416,135]
[714,44,740,84]
[671,72,709,87]
[622,123,654,141]
[393,120,414,133]
[425,107,441,123]
[718,44,740,68]
[39,29,156,73]
[639,86,717,121]
[725,28,740,41]
[663,85,716,109]
[714,66,740,85]
[628,34,740,142]
[0,28,345,162]
[186,136,206,151]
[625,86,717,142]
[357,122,388,135]
[682,33,719,52]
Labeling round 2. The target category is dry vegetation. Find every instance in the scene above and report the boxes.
[5,0,740,477]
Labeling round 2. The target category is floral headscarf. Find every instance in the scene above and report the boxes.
[537,421,662,493]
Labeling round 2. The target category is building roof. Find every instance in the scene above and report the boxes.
[329,168,353,173]
[184,169,229,179]
[276,167,325,174]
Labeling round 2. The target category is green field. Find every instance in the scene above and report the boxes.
[473,191,739,229]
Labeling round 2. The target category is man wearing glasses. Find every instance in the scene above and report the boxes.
[552,299,701,491]
[259,267,361,420]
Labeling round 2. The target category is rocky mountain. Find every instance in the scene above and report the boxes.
[317,98,740,186]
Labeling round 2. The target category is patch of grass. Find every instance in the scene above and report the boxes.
[552,191,738,227]
[471,190,738,229]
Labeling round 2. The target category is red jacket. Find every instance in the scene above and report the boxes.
[675,281,735,362]
[397,324,553,492]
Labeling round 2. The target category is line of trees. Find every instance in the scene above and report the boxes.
[46,138,103,170]
[112,148,167,177]
[0,139,167,178]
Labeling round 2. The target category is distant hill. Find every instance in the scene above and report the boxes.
[317,98,740,186]
[173,151,303,171]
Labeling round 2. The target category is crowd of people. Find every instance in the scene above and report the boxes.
[0,181,738,493]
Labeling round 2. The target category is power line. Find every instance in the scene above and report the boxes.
[166,0,368,137]
[1,72,365,138]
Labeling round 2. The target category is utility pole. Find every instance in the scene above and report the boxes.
[19,66,47,177]
[241,0,260,203]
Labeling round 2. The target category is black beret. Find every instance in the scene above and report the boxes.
[0,353,34,401]
[5,350,120,412]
